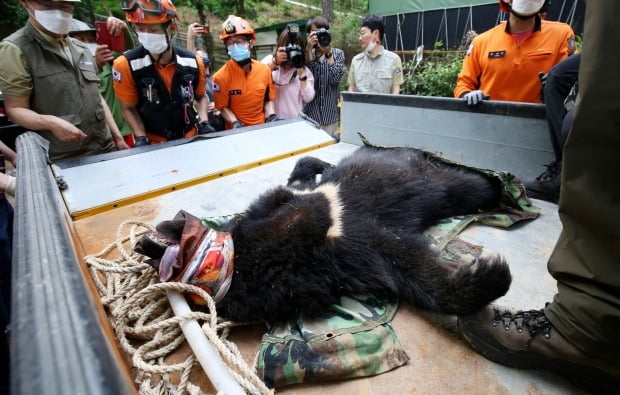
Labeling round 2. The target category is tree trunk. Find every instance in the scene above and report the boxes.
[322,0,334,22]
[236,0,246,16]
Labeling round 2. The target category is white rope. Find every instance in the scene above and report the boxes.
[84,220,273,395]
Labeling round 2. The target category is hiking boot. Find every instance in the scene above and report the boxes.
[525,160,561,203]
[458,305,620,393]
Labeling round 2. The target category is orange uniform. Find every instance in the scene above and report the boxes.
[454,20,576,103]
[113,51,207,143]
[212,59,276,129]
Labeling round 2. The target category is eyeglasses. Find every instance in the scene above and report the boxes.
[33,0,75,12]
[225,37,249,48]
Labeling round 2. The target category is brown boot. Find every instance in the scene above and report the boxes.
[458,305,620,393]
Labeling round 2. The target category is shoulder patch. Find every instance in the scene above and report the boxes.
[112,67,122,82]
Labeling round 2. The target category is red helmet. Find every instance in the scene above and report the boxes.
[122,0,178,24]
[219,15,256,41]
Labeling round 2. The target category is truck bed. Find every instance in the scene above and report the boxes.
[12,95,583,394]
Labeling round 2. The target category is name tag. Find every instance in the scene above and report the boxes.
[229,90,242,95]
[488,51,506,58]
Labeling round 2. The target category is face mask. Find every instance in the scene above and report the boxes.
[365,40,376,54]
[34,9,73,35]
[85,43,99,56]
[509,0,544,18]
[137,31,169,54]
[227,43,250,63]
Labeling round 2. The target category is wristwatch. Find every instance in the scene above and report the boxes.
[298,75,308,81]
[325,52,333,59]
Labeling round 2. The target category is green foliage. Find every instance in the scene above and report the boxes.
[331,13,361,53]
[401,44,464,97]
[1,0,28,39]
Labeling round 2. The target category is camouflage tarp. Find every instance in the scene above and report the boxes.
[256,292,409,388]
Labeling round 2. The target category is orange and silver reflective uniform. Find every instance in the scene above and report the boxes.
[114,0,207,143]
[113,55,207,143]
[212,15,276,129]
[212,60,275,128]
[454,20,576,103]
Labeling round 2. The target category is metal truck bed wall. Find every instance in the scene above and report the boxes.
[12,133,135,395]
[341,93,552,180]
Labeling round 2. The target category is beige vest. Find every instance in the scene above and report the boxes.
[6,22,113,161]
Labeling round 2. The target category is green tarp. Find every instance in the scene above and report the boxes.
[369,0,497,16]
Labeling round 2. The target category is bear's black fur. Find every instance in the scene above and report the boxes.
[136,146,512,323]
[213,146,512,323]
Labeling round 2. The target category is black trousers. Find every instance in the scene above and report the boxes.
[543,53,580,161]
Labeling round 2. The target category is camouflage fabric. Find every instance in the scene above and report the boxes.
[256,292,409,388]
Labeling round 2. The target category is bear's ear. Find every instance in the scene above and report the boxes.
[243,186,297,220]
[155,218,185,242]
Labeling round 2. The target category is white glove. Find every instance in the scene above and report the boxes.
[463,90,486,106]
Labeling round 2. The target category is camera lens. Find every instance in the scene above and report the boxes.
[317,29,331,47]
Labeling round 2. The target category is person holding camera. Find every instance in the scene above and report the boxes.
[212,15,277,129]
[262,25,315,120]
[348,15,403,94]
[304,16,346,140]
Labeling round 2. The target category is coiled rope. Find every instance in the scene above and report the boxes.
[84,220,273,395]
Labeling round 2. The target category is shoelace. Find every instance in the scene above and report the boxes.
[536,160,562,182]
[491,305,553,346]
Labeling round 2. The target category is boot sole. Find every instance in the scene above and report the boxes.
[459,318,620,393]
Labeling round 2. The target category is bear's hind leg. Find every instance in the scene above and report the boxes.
[388,233,511,315]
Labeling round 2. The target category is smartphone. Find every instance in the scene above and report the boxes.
[198,24,210,34]
[95,21,125,53]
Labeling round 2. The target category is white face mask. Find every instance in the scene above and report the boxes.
[365,40,376,54]
[34,9,73,35]
[85,43,99,56]
[137,31,169,54]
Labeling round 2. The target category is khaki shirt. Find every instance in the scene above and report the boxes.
[348,47,403,94]
[0,22,114,161]
[0,24,73,97]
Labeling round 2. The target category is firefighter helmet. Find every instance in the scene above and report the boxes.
[219,15,256,41]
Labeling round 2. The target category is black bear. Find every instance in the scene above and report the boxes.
[137,146,512,323]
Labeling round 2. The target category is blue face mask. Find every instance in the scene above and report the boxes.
[227,43,250,63]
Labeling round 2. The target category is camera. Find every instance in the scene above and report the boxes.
[285,24,305,68]
[285,43,305,68]
[315,28,331,47]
